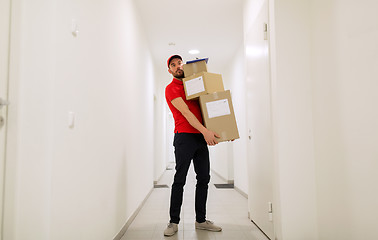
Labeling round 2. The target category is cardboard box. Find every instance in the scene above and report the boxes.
[183,59,208,77]
[183,72,224,100]
[199,90,240,142]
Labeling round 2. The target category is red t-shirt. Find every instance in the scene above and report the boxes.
[165,78,203,133]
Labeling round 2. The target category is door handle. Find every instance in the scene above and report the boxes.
[0,98,10,109]
[0,116,4,128]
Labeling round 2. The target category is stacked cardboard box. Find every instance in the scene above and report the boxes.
[183,58,240,142]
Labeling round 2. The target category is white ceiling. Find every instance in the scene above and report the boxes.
[133,0,245,74]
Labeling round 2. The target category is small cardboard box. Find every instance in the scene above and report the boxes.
[183,59,208,77]
[183,72,224,100]
[199,90,240,142]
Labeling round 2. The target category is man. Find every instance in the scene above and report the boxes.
[164,55,222,237]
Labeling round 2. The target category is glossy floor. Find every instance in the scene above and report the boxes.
[121,164,269,240]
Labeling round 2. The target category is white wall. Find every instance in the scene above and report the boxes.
[208,5,245,185]
[311,1,378,239]
[270,0,318,239]
[153,65,168,182]
[264,0,378,239]
[153,61,174,181]
[208,70,235,182]
[209,143,233,182]
[222,46,248,193]
[243,0,319,238]
[4,0,155,239]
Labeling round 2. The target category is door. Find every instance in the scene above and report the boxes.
[0,0,11,237]
[245,0,274,239]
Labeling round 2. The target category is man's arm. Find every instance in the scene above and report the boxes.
[171,97,219,146]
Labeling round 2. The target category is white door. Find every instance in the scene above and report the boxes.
[245,0,274,239]
[0,0,11,237]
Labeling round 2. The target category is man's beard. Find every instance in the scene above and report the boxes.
[173,69,184,79]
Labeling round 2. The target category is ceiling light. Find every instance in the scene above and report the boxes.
[189,49,200,55]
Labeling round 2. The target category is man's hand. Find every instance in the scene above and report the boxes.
[203,129,220,146]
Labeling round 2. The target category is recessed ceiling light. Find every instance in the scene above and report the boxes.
[189,49,200,55]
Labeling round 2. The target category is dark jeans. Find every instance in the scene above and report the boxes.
[169,133,210,224]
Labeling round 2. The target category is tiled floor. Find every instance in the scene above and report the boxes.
[121,164,269,240]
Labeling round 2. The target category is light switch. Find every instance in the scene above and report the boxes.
[68,112,75,128]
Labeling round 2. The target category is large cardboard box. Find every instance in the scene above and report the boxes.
[199,90,240,142]
[183,59,208,77]
[183,72,224,100]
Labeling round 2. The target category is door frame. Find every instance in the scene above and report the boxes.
[0,0,12,238]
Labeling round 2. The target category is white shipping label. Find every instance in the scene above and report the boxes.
[206,99,231,118]
[185,76,205,96]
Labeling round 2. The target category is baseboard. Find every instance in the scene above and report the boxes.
[234,185,248,199]
[211,170,247,198]
[153,169,166,185]
[211,169,234,184]
[113,187,154,240]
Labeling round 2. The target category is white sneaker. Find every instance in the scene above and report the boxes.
[195,220,222,232]
[164,223,178,236]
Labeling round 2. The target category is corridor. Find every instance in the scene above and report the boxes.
[1,0,378,239]
[121,164,268,240]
